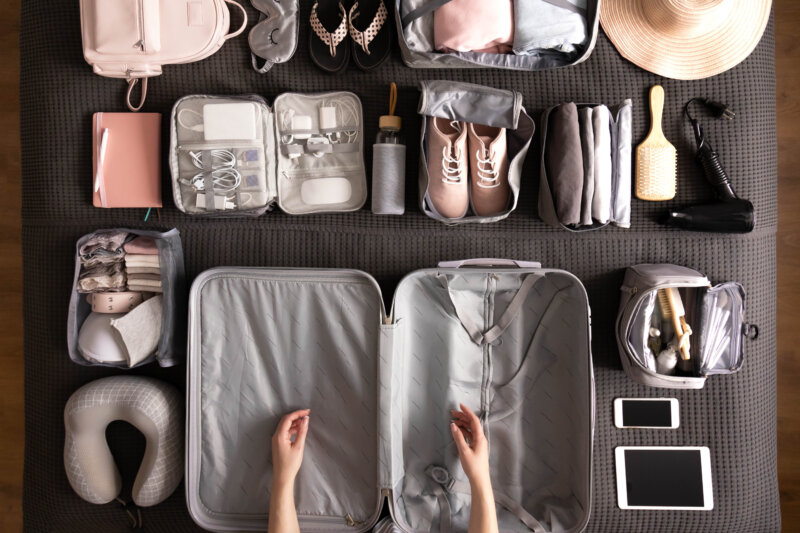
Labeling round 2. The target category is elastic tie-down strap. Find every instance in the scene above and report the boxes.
[425,466,545,533]
[202,150,215,212]
[437,273,542,346]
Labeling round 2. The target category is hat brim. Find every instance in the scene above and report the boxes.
[601,0,771,80]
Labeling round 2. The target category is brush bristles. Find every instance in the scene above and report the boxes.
[636,145,677,201]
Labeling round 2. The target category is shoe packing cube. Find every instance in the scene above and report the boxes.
[417,81,535,224]
[186,259,594,532]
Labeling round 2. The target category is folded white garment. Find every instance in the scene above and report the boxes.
[124,254,161,268]
[111,295,162,367]
[591,105,612,224]
[513,0,588,55]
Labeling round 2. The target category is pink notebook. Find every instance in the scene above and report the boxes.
[92,112,162,208]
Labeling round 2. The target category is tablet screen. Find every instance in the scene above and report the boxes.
[623,449,707,507]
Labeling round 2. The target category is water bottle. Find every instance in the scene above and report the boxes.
[372,83,406,215]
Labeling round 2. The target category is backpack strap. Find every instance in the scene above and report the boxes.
[223,0,248,40]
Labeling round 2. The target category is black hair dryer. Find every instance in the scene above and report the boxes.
[662,101,755,233]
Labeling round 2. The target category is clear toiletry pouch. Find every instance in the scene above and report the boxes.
[394,0,600,70]
[538,100,632,231]
[615,264,758,389]
[417,80,535,224]
[170,94,275,217]
[170,92,367,216]
[67,228,187,368]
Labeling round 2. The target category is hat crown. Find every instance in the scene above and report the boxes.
[645,0,733,37]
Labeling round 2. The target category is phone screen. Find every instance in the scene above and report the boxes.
[621,399,673,427]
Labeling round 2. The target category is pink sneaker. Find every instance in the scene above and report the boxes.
[468,123,510,216]
[426,117,469,219]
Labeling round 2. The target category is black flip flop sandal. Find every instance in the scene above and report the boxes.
[309,1,350,74]
[347,0,392,71]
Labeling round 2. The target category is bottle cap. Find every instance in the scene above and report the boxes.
[379,114,402,130]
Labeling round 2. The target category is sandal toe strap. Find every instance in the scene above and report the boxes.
[348,0,388,55]
[311,2,348,57]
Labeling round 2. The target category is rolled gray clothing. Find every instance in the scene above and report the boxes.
[546,102,583,226]
[79,230,129,260]
[578,106,595,226]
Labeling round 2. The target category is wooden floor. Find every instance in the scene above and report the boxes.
[0,2,797,532]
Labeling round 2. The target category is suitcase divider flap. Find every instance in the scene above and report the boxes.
[187,267,385,532]
[386,265,593,533]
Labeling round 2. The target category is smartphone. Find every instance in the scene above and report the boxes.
[615,446,714,510]
[614,398,679,429]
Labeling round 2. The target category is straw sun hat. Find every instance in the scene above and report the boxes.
[600,0,772,80]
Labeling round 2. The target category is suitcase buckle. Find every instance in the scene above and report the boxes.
[426,465,456,491]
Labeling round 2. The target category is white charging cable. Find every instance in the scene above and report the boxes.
[181,149,242,193]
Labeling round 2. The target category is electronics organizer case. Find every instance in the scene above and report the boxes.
[186,260,594,532]
[169,93,368,216]
[66,228,187,368]
[394,0,600,70]
[417,81,535,224]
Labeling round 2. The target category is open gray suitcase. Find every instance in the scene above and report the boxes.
[186,259,594,532]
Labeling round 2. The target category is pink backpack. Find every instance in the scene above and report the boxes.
[80,0,247,111]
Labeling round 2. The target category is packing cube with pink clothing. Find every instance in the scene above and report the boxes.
[395,0,599,70]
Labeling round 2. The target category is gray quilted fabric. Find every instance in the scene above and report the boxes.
[21,1,779,531]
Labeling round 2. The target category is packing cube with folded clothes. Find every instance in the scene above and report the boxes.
[186,259,594,532]
[538,100,633,231]
[67,228,186,368]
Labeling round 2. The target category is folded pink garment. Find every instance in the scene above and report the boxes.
[124,236,159,255]
[433,0,514,54]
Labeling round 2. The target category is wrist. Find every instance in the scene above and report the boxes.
[468,472,493,494]
[272,472,296,491]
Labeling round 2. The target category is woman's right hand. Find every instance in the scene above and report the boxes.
[271,409,310,487]
[450,403,491,489]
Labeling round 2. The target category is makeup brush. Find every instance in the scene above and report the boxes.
[636,85,677,201]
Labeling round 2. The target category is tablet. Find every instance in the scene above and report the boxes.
[615,446,713,510]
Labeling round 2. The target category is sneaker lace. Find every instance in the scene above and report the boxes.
[476,148,499,188]
[441,145,464,184]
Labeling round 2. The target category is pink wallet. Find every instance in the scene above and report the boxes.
[92,112,162,208]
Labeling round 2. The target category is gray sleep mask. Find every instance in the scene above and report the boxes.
[249,0,299,73]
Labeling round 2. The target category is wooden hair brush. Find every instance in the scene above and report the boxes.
[658,287,692,361]
[636,85,677,201]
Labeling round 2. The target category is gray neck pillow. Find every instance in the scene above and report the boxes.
[63,376,183,507]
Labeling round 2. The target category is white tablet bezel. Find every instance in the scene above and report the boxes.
[615,446,714,510]
[613,398,680,429]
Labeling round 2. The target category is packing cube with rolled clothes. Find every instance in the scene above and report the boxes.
[616,264,759,389]
[539,100,633,231]
[67,228,187,368]
[417,80,535,224]
[186,259,594,532]
[395,0,599,70]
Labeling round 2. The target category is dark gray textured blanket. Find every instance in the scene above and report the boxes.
[20,2,779,531]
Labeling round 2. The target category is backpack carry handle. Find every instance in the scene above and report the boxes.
[126,78,148,112]
[223,0,248,40]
